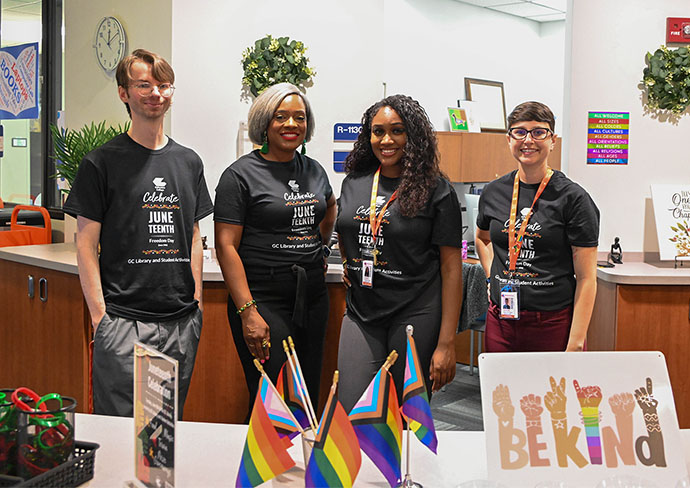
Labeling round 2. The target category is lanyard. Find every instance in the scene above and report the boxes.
[508,168,553,274]
[369,166,398,248]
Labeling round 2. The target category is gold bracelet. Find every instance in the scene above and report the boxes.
[236,299,257,315]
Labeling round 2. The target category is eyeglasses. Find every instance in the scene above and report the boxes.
[131,82,175,97]
[508,127,553,141]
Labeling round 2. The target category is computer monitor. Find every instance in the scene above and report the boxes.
[464,194,480,250]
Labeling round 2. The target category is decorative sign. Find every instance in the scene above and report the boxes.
[587,112,629,165]
[333,123,361,173]
[480,352,687,488]
[447,107,469,132]
[134,342,178,488]
[0,43,38,120]
[650,184,690,260]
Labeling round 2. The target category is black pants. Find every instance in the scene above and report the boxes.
[228,265,329,421]
[337,275,441,414]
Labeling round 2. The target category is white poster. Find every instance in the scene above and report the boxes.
[479,352,687,488]
[651,184,690,260]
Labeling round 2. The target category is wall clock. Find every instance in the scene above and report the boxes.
[94,16,126,72]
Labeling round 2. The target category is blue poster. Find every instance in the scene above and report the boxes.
[0,42,39,120]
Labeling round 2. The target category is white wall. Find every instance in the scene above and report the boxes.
[564,0,690,253]
[171,0,386,244]
[170,0,565,245]
[384,0,565,134]
[64,0,172,131]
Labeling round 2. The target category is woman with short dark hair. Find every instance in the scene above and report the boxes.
[336,94,463,412]
[476,101,600,352]
[214,83,335,418]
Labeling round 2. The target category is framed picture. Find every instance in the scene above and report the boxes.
[464,78,507,132]
[447,107,469,132]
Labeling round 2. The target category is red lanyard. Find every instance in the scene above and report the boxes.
[369,167,398,247]
[508,169,553,274]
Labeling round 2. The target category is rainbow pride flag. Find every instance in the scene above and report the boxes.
[401,332,438,453]
[276,361,310,431]
[305,385,361,487]
[258,376,301,446]
[235,386,295,487]
[349,368,402,487]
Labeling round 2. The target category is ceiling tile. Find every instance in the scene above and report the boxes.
[454,0,522,7]
[489,2,559,17]
[530,0,567,13]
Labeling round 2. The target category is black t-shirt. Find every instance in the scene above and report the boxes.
[477,169,600,311]
[337,173,463,326]
[64,133,214,320]
[214,150,333,269]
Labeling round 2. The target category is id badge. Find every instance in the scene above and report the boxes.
[499,279,520,320]
[361,245,375,288]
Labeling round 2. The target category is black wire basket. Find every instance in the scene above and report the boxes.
[0,441,99,487]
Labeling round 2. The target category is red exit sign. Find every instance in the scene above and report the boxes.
[667,17,690,43]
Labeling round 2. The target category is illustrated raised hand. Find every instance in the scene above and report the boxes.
[634,377,658,413]
[492,384,515,422]
[520,394,543,420]
[573,379,602,408]
[544,376,567,418]
[609,392,635,417]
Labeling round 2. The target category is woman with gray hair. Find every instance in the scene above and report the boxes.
[214,83,336,419]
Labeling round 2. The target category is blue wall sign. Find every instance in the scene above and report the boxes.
[0,42,39,120]
[333,123,361,142]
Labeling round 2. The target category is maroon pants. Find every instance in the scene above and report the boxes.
[485,303,574,352]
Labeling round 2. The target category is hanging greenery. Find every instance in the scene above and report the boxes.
[241,35,315,97]
[51,121,130,193]
[642,45,690,115]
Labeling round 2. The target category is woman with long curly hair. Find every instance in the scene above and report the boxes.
[336,94,463,412]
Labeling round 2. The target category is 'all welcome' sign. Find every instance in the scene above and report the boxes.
[479,351,687,487]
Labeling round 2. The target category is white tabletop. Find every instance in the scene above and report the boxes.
[78,413,486,487]
[75,413,690,487]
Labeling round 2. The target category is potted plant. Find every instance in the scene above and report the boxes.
[642,45,690,115]
[51,120,130,194]
[50,120,129,242]
[241,34,316,96]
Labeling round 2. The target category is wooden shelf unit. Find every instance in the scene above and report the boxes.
[436,131,561,183]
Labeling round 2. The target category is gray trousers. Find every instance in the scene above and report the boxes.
[92,308,202,419]
[337,276,442,414]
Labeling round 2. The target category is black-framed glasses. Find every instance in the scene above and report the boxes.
[508,127,553,141]
[132,82,175,97]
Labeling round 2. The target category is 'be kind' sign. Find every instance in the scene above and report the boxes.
[479,352,687,487]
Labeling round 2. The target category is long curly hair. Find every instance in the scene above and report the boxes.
[345,94,440,217]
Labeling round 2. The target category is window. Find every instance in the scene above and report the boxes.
[0,0,63,214]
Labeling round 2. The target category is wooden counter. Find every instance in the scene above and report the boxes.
[588,261,690,427]
[0,243,344,423]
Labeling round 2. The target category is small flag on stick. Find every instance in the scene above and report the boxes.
[305,371,362,488]
[349,351,403,487]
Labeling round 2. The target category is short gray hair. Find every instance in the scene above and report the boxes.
[247,83,315,145]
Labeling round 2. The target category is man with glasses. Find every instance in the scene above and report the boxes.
[64,49,213,418]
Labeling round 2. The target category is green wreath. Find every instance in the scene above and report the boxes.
[642,45,690,115]
[241,35,315,97]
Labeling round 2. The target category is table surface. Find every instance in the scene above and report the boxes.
[78,413,487,487]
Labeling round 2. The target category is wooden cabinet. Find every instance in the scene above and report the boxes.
[154,282,348,423]
[588,282,690,427]
[436,131,561,183]
[0,260,91,411]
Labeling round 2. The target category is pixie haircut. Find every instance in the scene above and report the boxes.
[247,83,315,145]
[507,101,555,131]
[115,49,175,116]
